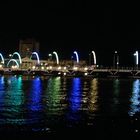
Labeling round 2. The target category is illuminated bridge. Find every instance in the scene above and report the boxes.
[1,66,140,78]
[0,51,140,78]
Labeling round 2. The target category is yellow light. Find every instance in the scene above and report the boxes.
[49,66,52,69]
[14,65,18,69]
[41,66,44,70]
[0,64,2,68]
[58,66,61,70]
[84,67,88,71]
[73,66,78,70]
[64,67,67,70]
[32,66,36,69]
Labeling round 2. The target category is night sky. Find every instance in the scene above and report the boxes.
[0,2,140,66]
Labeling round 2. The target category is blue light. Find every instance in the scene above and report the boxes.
[129,79,140,116]
[29,77,42,111]
[66,78,82,123]
[0,76,4,85]
[69,78,82,112]
[0,76,5,105]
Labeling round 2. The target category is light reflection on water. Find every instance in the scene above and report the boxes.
[27,77,43,125]
[129,79,140,116]
[45,77,63,114]
[112,79,120,113]
[0,76,25,124]
[28,77,42,111]
[0,76,140,132]
[66,78,82,125]
[88,78,99,113]
[69,78,82,112]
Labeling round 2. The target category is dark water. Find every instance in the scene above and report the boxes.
[0,75,140,138]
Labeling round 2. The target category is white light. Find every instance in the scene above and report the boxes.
[84,67,88,71]
[73,66,78,70]
[53,51,59,64]
[0,64,2,68]
[91,51,96,65]
[64,72,66,75]
[9,54,12,57]
[15,65,18,68]
[64,66,67,70]
[12,65,17,69]
[7,59,19,68]
[84,72,88,76]
[58,66,61,70]
[32,66,36,70]
[49,66,52,69]
[48,53,52,57]
[41,66,44,70]
[58,72,61,75]
[12,52,22,64]
[73,51,79,63]
[0,53,4,64]
[134,51,139,65]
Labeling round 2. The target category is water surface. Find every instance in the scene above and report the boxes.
[0,75,140,138]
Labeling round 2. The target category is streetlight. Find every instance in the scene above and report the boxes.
[113,51,119,69]
[48,53,52,61]
[134,51,138,69]
[116,52,119,69]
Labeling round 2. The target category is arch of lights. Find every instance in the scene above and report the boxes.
[91,51,96,65]
[134,51,139,65]
[53,51,59,64]
[30,52,40,64]
[12,52,22,64]
[7,59,19,68]
[73,51,79,63]
[0,53,4,64]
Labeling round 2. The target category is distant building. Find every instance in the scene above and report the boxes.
[19,39,40,58]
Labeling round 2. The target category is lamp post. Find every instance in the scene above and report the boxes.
[134,51,138,70]
[113,51,119,69]
[48,53,52,61]
[116,52,119,69]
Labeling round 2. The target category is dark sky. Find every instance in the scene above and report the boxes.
[0,2,140,66]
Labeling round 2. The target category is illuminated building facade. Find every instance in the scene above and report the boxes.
[19,39,40,58]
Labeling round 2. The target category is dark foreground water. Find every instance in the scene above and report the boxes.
[0,75,140,139]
